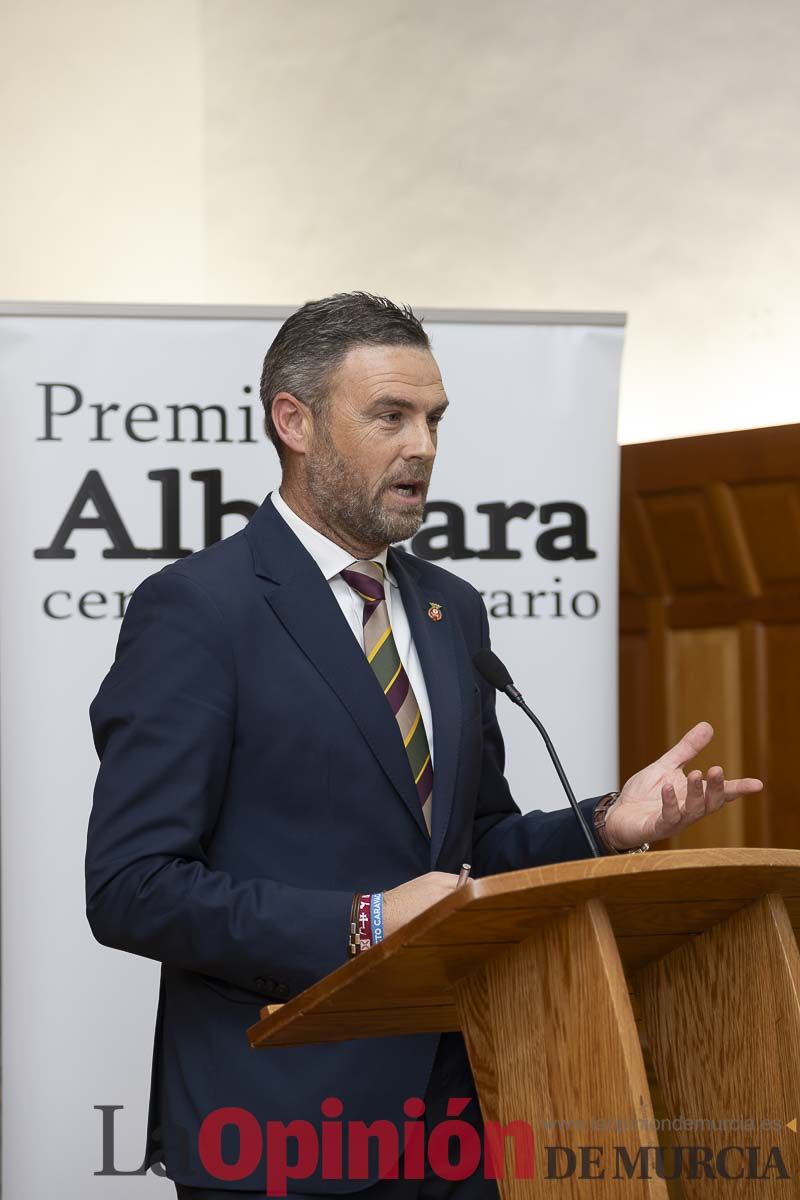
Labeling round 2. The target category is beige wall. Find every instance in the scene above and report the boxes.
[2,0,799,443]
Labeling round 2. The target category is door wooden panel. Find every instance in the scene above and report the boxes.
[620,423,800,850]
[664,627,744,849]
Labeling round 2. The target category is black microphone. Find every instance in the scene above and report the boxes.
[473,648,601,858]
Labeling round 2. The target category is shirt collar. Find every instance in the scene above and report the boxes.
[269,490,397,587]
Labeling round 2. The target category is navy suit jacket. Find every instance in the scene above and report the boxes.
[85,491,608,1192]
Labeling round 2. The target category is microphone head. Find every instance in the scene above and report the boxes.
[472,648,515,693]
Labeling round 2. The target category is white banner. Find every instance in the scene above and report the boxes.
[0,304,623,1197]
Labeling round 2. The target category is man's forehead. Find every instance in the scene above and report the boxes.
[335,343,446,399]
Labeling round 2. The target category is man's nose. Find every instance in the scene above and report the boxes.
[403,418,437,460]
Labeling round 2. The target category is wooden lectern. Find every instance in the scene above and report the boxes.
[247,850,800,1197]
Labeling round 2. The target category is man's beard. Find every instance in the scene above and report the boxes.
[305,425,428,547]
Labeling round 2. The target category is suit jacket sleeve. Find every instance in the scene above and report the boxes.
[469,595,613,875]
[85,568,353,997]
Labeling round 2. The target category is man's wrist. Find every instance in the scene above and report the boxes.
[593,791,623,853]
[593,791,650,855]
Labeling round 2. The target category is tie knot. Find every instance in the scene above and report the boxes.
[341,559,386,606]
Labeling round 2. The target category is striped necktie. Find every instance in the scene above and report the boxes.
[340,559,433,836]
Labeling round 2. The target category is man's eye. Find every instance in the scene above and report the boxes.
[428,413,444,425]
[382,413,401,424]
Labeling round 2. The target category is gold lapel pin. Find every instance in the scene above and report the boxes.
[427,601,443,622]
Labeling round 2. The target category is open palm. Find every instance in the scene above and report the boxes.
[604,721,764,851]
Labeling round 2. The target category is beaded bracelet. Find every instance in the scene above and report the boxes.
[347,893,379,958]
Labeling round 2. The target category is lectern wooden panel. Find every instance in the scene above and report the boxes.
[638,891,800,1197]
[455,900,664,1198]
[248,850,800,1197]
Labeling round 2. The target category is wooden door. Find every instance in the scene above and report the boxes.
[620,423,800,849]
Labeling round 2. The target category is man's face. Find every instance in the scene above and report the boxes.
[304,343,448,548]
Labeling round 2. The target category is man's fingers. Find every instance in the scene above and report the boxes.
[660,721,715,769]
[684,769,706,819]
[704,765,726,812]
[661,781,682,825]
[722,778,764,799]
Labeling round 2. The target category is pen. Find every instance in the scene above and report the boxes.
[457,862,471,887]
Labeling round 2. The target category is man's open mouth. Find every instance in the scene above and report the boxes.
[387,482,424,499]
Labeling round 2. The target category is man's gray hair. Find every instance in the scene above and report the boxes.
[259,291,430,462]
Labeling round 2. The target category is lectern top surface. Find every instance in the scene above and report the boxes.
[247,847,800,1048]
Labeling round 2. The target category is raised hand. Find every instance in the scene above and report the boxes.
[604,721,763,851]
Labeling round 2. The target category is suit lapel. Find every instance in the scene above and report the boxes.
[389,549,463,868]
[245,496,429,841]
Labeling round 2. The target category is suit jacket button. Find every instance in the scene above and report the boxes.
[276,983,289,997]
[253,977,268,987]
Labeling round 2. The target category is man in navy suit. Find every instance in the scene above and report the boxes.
[85,293,761,1199]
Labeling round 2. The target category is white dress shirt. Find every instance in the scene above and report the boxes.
[270,490,435,765]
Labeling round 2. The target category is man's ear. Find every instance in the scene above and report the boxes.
[271,392,312,457]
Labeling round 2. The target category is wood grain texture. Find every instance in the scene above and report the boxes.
[454,899,667,1199]
[248,852,800,1194]
[247,849,800,1048]
[637,893,800,1198]
[620,423,800,851]
[664,627,744,850]
[763,626,800,849]
[739,620,770,847]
